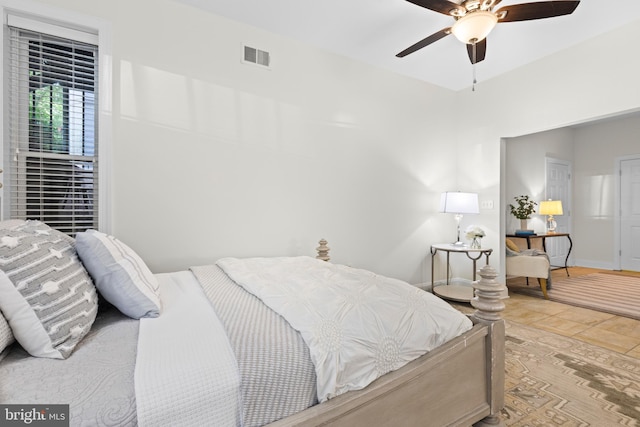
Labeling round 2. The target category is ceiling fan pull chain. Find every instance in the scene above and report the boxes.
[472,64,477,91]
[472,41,477,91]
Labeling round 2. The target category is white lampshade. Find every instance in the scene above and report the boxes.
[440,192,479,245]
[440,192,480,214]
[451,11,498,44]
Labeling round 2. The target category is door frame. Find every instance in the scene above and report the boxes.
[614,154,640,270]
[545,157,572,265]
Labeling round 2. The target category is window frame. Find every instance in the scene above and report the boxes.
[0,0,111,233]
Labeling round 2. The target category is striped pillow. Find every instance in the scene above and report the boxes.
[75,230,161,319]
[0,313,14,355]
[0,221,21,355]
[0,220,98,359]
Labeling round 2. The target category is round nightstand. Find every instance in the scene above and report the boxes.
[430,243,492,302]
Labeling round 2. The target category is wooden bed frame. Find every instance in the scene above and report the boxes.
[271,246,505,427]
[0,234,504,426]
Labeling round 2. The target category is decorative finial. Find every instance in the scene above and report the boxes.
[471,264,505,323]
[316,239,330,262]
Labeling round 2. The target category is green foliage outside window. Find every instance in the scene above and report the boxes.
[29,76,67,154]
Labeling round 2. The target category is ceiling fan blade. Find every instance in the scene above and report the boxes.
[396,28,451,58]
[496,1,580,22]
[405,0,465,16]
[466,39,487,64]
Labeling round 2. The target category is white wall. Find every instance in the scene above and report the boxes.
[3,0,640,285]
[572,114,640,268]
[3,0,461,284]
[505,128,574,234]
[454,19,640,277]
[504,114,640,270]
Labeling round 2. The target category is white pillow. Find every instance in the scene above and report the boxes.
[0,220,98,359]
[75,230,161,319]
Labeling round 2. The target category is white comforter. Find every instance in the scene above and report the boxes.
[217,256,473,402]
[135,271,243,427]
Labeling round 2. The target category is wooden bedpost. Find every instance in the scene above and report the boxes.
[471,264,505,322]
[471,265,506,427]
[316,239,330,262]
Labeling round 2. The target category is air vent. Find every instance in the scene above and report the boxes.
[243,45,270,68]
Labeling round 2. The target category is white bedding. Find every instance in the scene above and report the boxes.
[135,271,242,427]
[2,258,476,426]
[217,256,473,402]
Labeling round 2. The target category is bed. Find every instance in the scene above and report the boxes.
[0,220,505,427]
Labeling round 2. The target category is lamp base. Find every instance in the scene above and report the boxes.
[452,241,466,246]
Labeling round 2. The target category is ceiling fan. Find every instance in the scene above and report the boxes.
[396,0,581,64]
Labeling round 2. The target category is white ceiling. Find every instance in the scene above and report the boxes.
[175,0,640,91]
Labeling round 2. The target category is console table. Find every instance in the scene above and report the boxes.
[506,233,572,276]
[430,243,493,302]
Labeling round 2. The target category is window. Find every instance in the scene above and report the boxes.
[6,19,99,236]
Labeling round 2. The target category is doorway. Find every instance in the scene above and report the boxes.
[545,157,571,267]
[618,155,640,271]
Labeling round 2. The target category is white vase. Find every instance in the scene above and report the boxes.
[519,219,528,231]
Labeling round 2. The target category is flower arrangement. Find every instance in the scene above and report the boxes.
[465,225,485,239]
[509,195,537,220]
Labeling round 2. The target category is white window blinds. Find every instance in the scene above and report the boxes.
[6,22,99,236]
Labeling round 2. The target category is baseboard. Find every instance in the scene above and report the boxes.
[573,259,615,270]
[413,282,432,292]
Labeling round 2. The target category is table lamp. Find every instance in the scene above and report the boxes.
[440,191,479,245]
[539,199,563,233]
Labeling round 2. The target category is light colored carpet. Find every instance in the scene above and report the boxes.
[599,270,640,278]
[507,273,640,320]
[503,321,640,426]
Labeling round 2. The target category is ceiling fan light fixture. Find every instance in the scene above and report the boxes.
[451,11,498,44]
